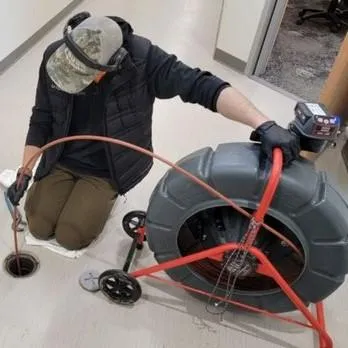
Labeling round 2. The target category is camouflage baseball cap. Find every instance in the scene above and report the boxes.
[46,16,123,94]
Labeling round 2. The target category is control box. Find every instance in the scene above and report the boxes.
[293,102,340,140]
[289,102,341,153]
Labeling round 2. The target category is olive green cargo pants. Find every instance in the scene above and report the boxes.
[24,165,117,250]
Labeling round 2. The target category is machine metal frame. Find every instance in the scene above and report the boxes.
[117,149,332,348]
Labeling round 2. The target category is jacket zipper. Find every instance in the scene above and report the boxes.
[102,60,137,194]
[55,95,73,162]
[103,100,121,192]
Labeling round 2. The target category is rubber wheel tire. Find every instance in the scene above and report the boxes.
[145,143,348,313]
[98,269,142,305]
[122,211,147,241]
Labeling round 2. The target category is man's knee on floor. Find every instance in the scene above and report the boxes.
[27,216,54,240]
[55,225,92,250]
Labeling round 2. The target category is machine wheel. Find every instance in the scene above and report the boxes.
[145,143,348,313]
[99,269,142,305]
[122,211,147,241]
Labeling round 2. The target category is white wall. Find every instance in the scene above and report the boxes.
[216,0,268,63]
[0,0,73,61]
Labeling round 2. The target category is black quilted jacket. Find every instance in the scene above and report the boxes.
[25,16,229,194]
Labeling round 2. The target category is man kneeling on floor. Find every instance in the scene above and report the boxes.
[7,13,300,250]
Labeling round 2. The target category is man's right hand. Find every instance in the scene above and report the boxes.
[250,121,300,166]
[7,169,32,206]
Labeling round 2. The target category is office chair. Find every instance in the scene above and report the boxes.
[296,0,348,32]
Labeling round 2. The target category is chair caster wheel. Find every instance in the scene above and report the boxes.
[98,269,142,305]
[329,23,341,33]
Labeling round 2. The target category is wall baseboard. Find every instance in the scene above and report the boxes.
[0,0,83,75]
[214,48,246,73]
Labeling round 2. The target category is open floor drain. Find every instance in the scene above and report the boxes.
[3,252,39,278]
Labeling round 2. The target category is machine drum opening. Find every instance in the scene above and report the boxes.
[178,206,305,292]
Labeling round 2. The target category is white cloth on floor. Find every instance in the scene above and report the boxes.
[25,232,87,259]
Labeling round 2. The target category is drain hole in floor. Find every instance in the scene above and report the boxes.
[4,253,39,278]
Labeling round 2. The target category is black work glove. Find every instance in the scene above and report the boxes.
[7,169,32,206]
[250,121,300,166]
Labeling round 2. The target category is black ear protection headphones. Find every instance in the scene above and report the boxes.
[63,11,128,72]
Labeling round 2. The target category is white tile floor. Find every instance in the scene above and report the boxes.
[0,0,347,347]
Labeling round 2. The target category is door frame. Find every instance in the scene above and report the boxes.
[246,0,289,76]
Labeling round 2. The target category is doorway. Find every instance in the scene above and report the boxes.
[252,0,347,101]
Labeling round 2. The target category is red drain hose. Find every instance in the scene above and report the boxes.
[13,135,303,267]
